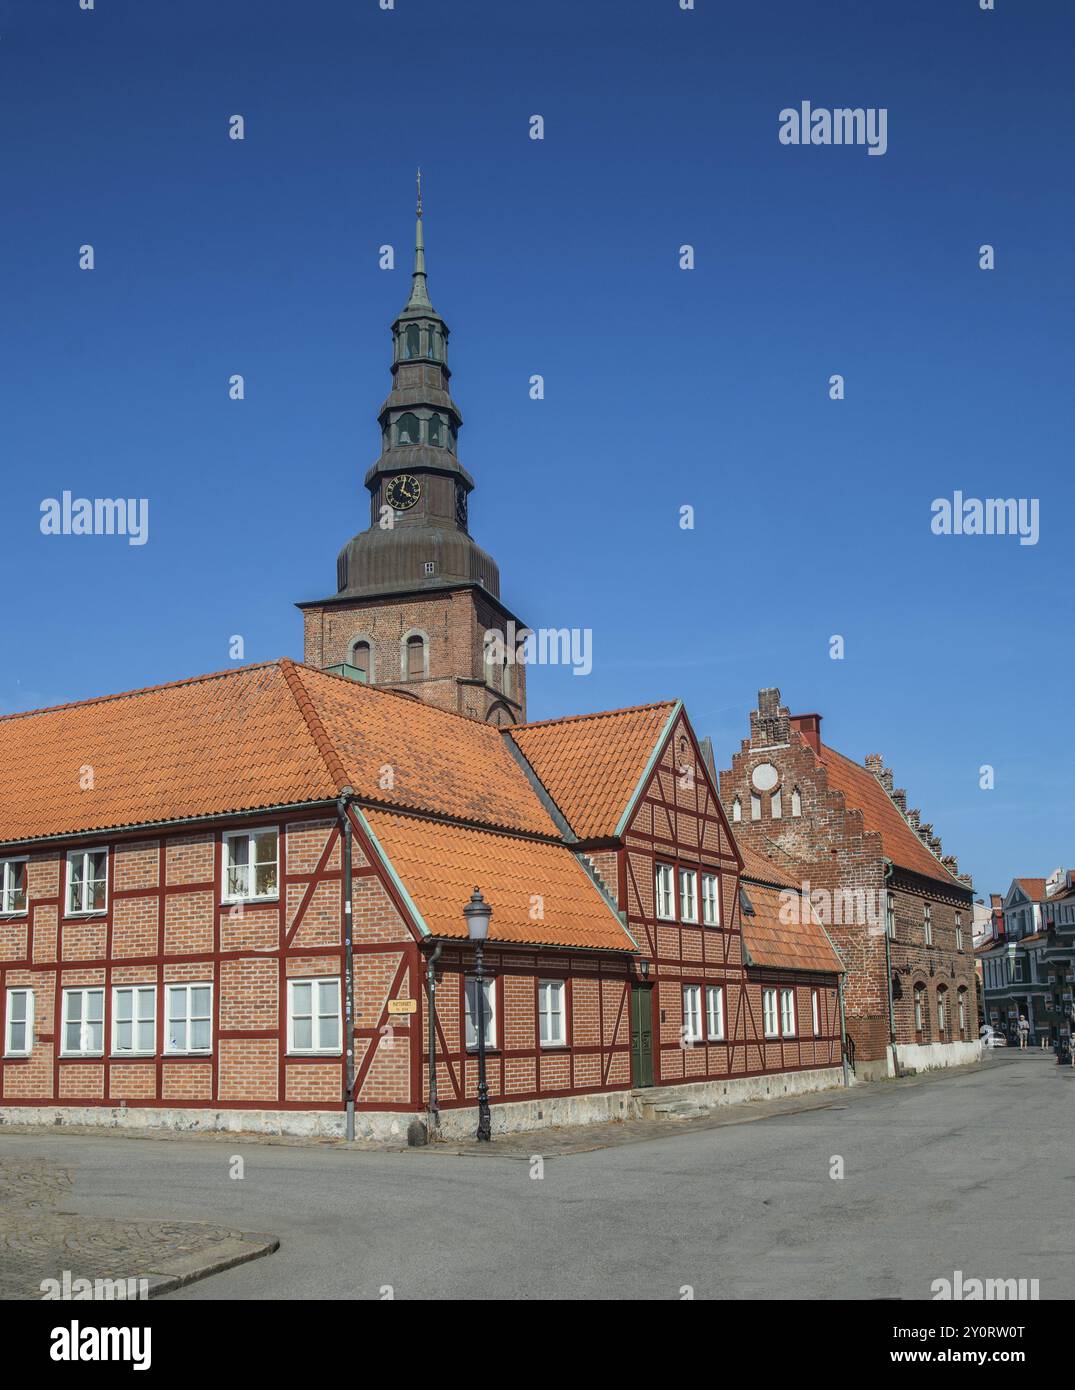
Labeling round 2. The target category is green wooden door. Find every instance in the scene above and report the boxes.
[631,985,654,1088]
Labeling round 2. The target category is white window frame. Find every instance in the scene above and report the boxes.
[4,987,33,1056]
[61,987,105,1057]
[538,979,566,1047]
[678,869,698,923]
[955,913,964,952]
[287,977,342,1056]
[655,863,675,921]
[222,827,279,904]
[706,985,725,1041]
[164,982,214,1055]
[923,902,933,946]
[0,857,28,915]
[65,847,108,916]
[958,990,967,1033]
[811,988,821,1036]
[914,987,925,1032]
[464,977,497,1050]
[682,985,703,1045]
[937,989,948,1034]
[702,873,720,926]
[763,988,778,1038]
[111,985,157,1056]
[885,891,895,939]
[780,988,796,1037]
[732,797,742,823]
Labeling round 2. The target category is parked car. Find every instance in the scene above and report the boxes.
[981,1031,1007,1048]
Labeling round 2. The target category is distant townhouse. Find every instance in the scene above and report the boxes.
[981,871,1075,1044]
[719,689,979,1079]
[0,662,845,1140]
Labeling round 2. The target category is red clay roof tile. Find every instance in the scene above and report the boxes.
[509,702,677,840]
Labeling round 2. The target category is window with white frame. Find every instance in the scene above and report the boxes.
[112,985,156,1055]
[682,985,702,1045]
[955,913,964,952]
[538,979,566,1046]
[655,863,675,920]
[5,988,33,1056]
[923,902,933,946]
[0,857,27,915]
[885,891,895,939]
[464,978,496,1050]
[702,873,720,926]
[914,985,925,1032]
[732,797,742,823]
[679,869,698,923]
[811,988,821,1036]
[287,978,341,1054]
[780,988,796,1037]
[62,987,104,1056]
[958,989,967,1034]
[706,985,725,1041]
[66,848,107,915]
[937,987,948,1034]
[223,828,279,902]
[763,988,778,1038]
[165,983,213,1054]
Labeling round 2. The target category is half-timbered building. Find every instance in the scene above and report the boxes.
[0,662,845,1139]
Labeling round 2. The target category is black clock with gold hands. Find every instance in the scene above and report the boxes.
[385,474,421,510]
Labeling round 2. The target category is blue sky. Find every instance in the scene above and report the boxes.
[3,0,1072,896]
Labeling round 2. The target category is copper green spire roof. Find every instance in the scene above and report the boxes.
[403,168,434,313]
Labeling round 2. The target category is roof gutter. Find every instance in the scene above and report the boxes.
[0,798,341,854]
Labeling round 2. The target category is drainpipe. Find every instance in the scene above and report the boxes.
[425,941,443,1130]
[838,974,850,1087]
[883,861,899,1077]
[338,790,356,1143]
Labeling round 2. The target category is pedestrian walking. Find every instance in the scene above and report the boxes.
[1018,1014,1030,1050]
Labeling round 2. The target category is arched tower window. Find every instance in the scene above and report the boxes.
[402,631,428,681]
[732,797,741,823]
[428,413,445,447]
[404,324,421,359]
[426,326,440,360]
[791,787,802,817]
[350,640,372,683]
[396,413,420,446]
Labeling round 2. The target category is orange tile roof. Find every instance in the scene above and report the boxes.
[1015,878,1047,902]
[0,660,557,846]
[0,663,336,845]
[293,665,556,836]
[817,743,966,887]
[740,881,844,975]
[736,838,802,889]
[509,702,678,840]
[362,809,636,952]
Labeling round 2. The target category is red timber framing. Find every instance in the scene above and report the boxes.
[0,807,423,1115]
[609,711,842,1086]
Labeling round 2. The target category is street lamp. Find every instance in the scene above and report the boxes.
[463,887,493,1142]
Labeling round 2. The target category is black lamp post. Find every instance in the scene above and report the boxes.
[463,887,493,1142]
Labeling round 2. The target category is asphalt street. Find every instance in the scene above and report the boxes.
[1,1050,1067,1300]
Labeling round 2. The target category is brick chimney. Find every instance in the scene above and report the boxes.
[789,711,822,755]
[751,688,790,748]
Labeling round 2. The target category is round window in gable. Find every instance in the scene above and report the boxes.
[751,762,779,793]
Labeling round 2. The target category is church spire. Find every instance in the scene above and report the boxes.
[404,168,433,312]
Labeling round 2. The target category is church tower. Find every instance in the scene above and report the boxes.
[298,179,528,725]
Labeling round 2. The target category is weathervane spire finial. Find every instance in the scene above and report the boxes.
[416,167,422,218]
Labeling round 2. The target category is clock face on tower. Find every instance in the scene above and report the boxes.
[385,474,421,510]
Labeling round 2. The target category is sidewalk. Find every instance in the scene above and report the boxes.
[0,1153,277,1301]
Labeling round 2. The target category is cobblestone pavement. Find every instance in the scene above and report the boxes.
[0,1154,277,1300]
